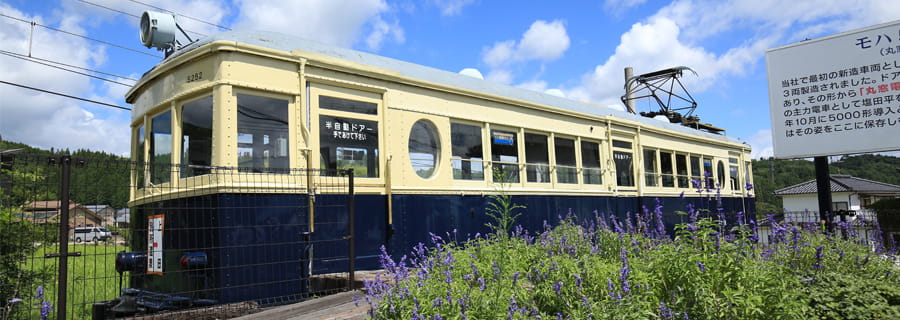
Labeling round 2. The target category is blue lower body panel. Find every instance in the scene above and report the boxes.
[130,192,753,304]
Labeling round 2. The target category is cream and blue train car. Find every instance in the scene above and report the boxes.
[125,30,753,303]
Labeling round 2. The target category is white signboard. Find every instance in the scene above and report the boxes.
[766,20,900,159]
[147,214,165,274]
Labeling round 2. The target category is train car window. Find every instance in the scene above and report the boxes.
[320,115,379,177]
[181,96,213,178]
[149,111,172,184]
[237,94,290,173]
[580,141,602,185]
[491,129,519,183]
[676,154,689,188]
[613,140,634,187]
[614,151,635,187]
[690,156,701,188]
[451,123,484,180]
[613,140,632,149]
[643,149,658,187]
[729,158,739,191]
[409,120,439,179]
[554,137,577,184]
[525,133,549,183]
[136,125,145,188]
[703,157,714,188]
[744,162,752,192]
[660,151,675,188]
[717,161,726,190]
[319,96,378,115]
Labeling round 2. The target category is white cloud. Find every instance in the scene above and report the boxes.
[0,3,131,155]
[430,0,475,16]
[603,0,648,14]
[481,20,569,89]
[232,0,402,49]
[748,129,774,159]
[483,20,569,68]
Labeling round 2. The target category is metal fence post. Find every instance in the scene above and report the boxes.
[57,156,71,320]
[346,169,355,290]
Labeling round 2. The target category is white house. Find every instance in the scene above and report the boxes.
[774,174,900,216]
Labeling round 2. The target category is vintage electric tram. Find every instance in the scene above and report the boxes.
[121,12,753,306]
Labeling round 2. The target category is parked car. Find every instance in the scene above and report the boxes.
[72,227,112,243]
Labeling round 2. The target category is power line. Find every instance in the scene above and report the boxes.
[0,12,163,58]
[125,0,231,31]
[0,80,131,111]
[0,50,138,84]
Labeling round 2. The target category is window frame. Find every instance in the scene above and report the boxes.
[524,131,551,184]
[311,84,383,179]
[450,121,486,181]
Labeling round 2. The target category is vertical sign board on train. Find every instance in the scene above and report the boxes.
[766,20,900,159]
[147,215,165,274]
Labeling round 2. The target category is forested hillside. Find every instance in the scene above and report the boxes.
[0,140,131,209]
[752,154,900,213]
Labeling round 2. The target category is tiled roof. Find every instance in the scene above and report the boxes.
[774,175,900,195]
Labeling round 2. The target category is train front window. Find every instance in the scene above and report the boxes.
[320,115,379,177]
[554,137,577,184]
[409,120,439,179]
[581,141,602,185]
[181,96,213,177]
[451,123,484,180]
[237,94,290,173]
[149,111,171,184]
[135,125,145,188]
[525,133,549,183]
[490,129,519,183]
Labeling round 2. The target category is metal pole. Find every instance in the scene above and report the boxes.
[346,169,355,290]
[57,156,71,320]
[624,67,636,114]
[814,156,833,233]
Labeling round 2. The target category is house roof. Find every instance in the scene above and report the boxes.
[774,175,900,195]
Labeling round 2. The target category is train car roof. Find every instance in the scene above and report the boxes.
[149,30,743,145]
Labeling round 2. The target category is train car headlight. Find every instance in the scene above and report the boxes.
[140,11,177,49]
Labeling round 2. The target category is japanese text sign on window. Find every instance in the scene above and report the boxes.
[766,20,900,158]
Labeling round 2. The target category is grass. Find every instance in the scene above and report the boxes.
[14,241,127,320]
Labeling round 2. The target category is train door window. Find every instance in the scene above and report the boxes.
[491,129,519,183]
[660,151,674,188]
[643,149,658,187]
[135,125,145,188]
[581,140,602,185]
[729,157,739,191]
[703,157,714,188]
[319,114,379,177]
[451,123,484,180]
[409,120,439,179]
[612,140,634,187]
[319,95,378,115]
[237,94,290,173]
[716,161,726,190]
[676,154,689,188]
[149,111,172,184]
[524,133,549,183]
[181,96,213,178]
[690,156,701,189]
[554,137,577,184]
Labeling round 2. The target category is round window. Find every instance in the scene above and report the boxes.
[409,120,440,178]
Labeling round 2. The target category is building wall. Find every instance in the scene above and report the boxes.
[781,192,857,212]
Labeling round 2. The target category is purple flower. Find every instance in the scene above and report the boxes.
[8,298,23,304]
[573,273,583,288]
[553,281,563,295]
[478,278,486,291]
[813,245,825,269]
[697,261,706,271]
[619,247,631,294]
[432,297,444,308]
[660,302,674,319]
[35,286,44,300]
[512,271,520,286]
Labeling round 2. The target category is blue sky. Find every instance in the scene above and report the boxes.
[1,0,898,158]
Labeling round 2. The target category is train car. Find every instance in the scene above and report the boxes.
[124,24,753,304]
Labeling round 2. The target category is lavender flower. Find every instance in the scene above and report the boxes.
[619,247,631,294]
[553,281,563,295]
[7,298,23,304]
[813,245,825,269]
[697,261,706,271]
[478,278,486,291]
[660,302,674,319]
[573,273,583,288]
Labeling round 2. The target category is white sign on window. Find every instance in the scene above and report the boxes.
[147,215,165,274]
[766,20,900,159]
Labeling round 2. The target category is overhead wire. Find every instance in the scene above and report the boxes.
[0,12,163,58]
[0,50,138,86]
[0,80,131,111]
[77,0,216,38]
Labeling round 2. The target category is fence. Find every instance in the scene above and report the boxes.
[0,153,355,319]
[756,210,889,249]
